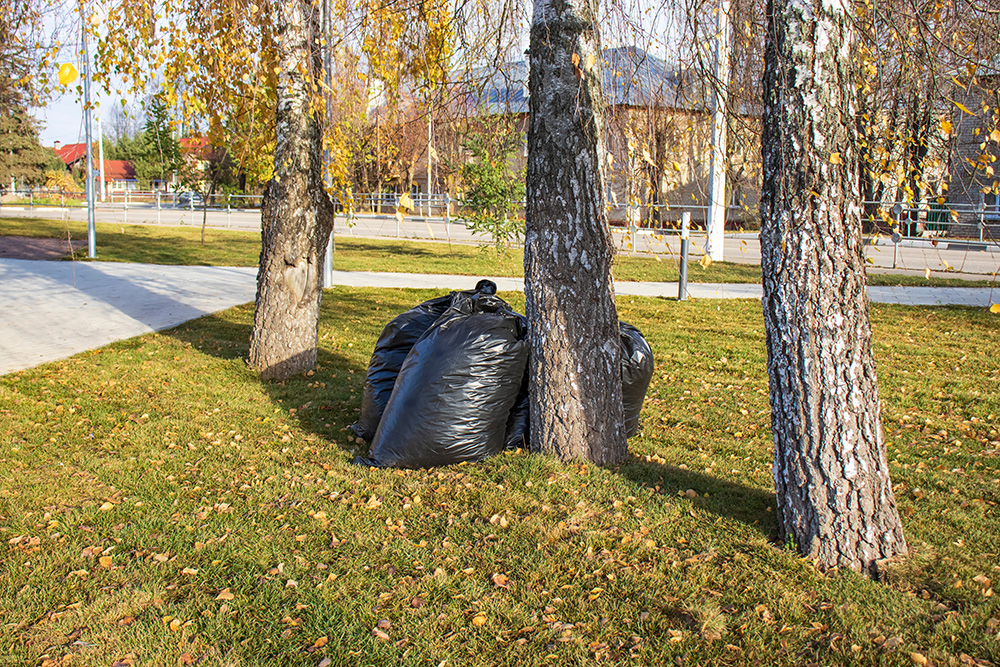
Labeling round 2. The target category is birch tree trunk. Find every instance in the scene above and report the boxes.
[248,0,335,381]
[525,0,626,465]
[760,0,907,575]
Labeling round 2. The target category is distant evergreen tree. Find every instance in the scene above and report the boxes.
[0,105,57,189]
[135,96,180,187]
[104,97,181,188]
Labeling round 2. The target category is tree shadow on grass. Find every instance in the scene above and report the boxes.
[338,238,450,258]
[618,457,779,539]
[163,308,368,456]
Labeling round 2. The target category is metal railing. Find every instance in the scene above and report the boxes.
[4,188,997,242]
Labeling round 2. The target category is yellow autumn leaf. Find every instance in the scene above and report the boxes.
[953,100,975,115]
[98,555,112,568]
[699,254,713,269]
[472,613,487,626]
[990,303,1000,314]
[169,618,182,632]
[991,128,1000,144]
[181,567,198,575]
[397,191,413,212]
[58,63,78,85]
[940,119,953,135]
[925,268,931,279]
[672,161,683,172]
[215,588,235,601]
[829,152,843,165]
[311,636,329,649]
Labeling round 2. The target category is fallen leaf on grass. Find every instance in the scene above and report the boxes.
[492,573,511,589]
[472,613,487,627]
[181,567,198,575]
[215,588,235,601]
[372,628,390,640]
[98,556,112,568]
[311,636,329,649]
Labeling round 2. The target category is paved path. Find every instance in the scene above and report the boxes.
[1,259,997,375]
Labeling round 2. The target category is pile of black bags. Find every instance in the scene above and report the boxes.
[352,280,653,469]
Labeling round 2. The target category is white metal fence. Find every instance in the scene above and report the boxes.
[3,189,998,241]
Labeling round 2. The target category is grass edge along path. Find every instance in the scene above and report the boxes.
[1,289,998,666]
[2,215,997,288]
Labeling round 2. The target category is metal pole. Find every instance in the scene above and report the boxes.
[321,0,335,288]
[445,193,451,244]
[705,0,731,262]
[97,106,106,202]
[427,110,432,217]
[81,1,97,258]
[679,212,690,301]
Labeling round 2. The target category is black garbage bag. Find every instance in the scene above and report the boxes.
[502,368,530,449]
[350,280,498,441]
[356,292,528,468]
[501,321,654,446]
[620,322,654,438]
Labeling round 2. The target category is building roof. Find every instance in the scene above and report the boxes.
[103,160,136,182]
[55,143,91,166]
[462,46,707,115]
[179,136,210,158]
[50,145,137,182]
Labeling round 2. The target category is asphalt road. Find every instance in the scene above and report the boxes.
[3,203,998,278]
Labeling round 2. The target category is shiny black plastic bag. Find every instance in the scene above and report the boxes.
[356,293,528,468]
[501,321,654,446]
[350,280,497,441]
[620,322,654,438]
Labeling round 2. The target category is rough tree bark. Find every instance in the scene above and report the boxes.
[760,0,907,575]
[248,0,336,380]
[525,0,626,465]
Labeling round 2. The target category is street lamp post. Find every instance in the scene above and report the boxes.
[81,0,97,258]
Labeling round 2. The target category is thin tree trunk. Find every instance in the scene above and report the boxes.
[760,0,907,576]
[525,0,626,466]
[248,0,335,381]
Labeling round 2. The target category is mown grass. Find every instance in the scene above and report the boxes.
[2,290,998,666]
[2,215,995,287]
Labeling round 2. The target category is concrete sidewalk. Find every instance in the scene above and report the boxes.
[1,258,997,375]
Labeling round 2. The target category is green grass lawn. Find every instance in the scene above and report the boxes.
[2,290,998,666]
[2,216,995,287]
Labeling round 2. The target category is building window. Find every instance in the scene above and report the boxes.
[985,191,1000,220]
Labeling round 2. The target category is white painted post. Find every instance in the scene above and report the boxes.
[679,212,691,301]
[706,0,731,262]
